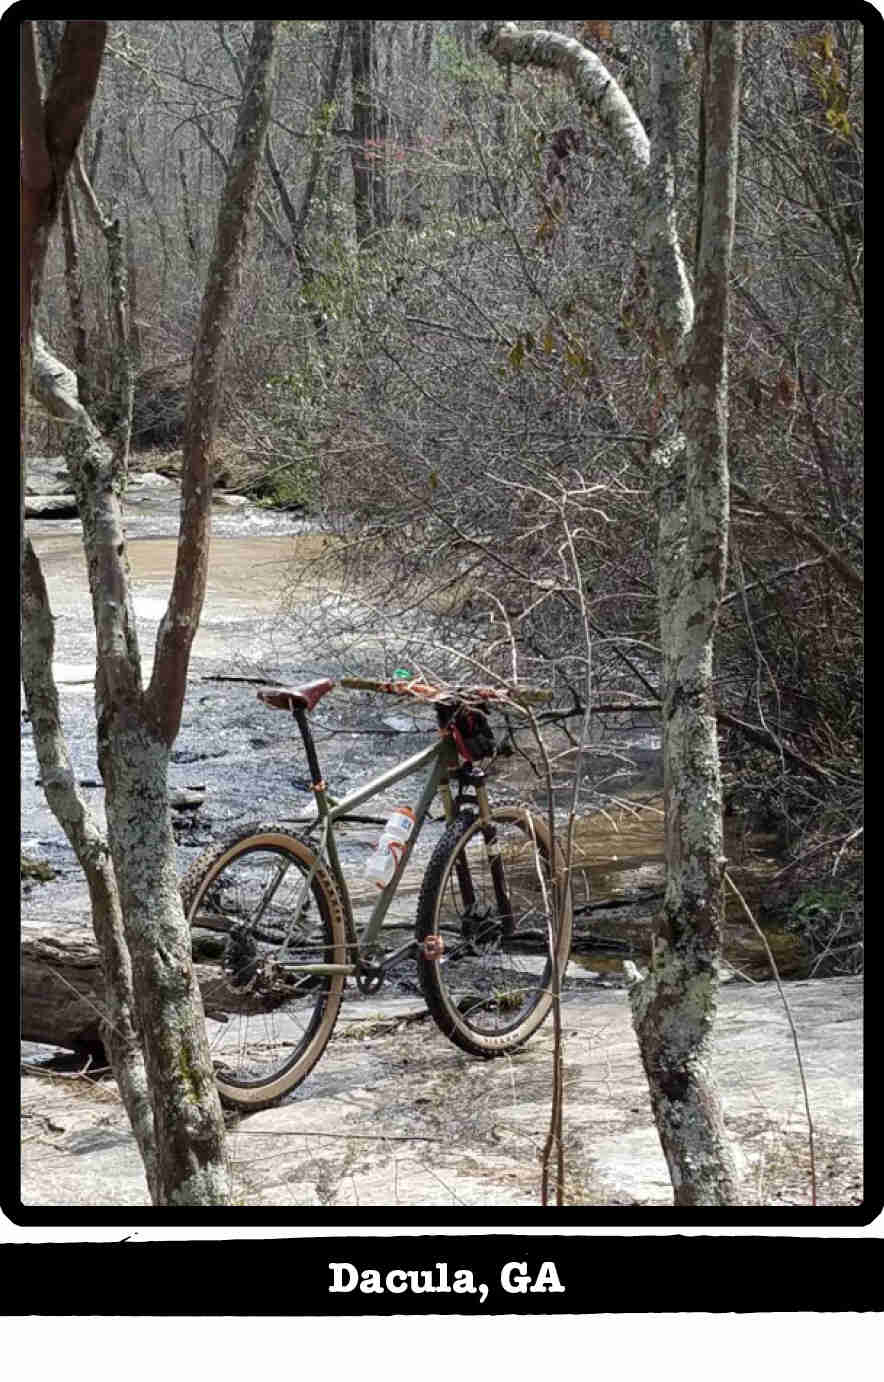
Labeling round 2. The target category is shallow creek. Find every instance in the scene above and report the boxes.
[22,471,796,984]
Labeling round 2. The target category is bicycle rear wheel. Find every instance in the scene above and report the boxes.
[181,824,347,1110]
[415,805,572,1057]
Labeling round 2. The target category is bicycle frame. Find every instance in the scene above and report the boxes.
[281,704,492,977]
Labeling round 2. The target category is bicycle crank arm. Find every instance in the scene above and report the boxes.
[354,936,423,995]
[385,936,422,969]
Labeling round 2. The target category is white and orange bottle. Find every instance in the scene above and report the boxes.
[364,806,415,889]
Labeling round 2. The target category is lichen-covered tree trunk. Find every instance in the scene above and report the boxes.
[481,20,743,1204]
[21,20,280,1205]
[21,540,159,1201]
[27,346,230,1204]
[480,22,691,354]
[628,22,743,1205]
[628,452,742,1204]
[98,713,228,1204]
[65,409,231,1205]
[20,21,160,1192]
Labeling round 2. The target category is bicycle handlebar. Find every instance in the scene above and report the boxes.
[338,676,552,707]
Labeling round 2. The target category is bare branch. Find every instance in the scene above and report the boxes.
[730,479,862,593]
[725,871,816,1205]
[147,21,280,743]
[481,22,649,176]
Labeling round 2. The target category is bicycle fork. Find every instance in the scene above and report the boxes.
[450,767,515,940]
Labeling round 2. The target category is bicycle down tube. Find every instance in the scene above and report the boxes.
[291,704,460,968]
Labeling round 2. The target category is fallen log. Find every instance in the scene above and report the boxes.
[25,494,79,519]
[22,877,813,1052]
[21,928,106,1051]
[21,924,261,1055]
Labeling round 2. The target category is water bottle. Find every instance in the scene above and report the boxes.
[364,806,415,889]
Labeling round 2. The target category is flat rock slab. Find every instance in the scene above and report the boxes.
[19,976,862,1210]
[25,458,71,495]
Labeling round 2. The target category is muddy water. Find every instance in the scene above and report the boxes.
[28,529,331,677]
[32,531,325,596]
[32,531,301,623]
[554,794,793,979]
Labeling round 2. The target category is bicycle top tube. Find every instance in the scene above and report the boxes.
[255,673,551,816]
[325,738,449,824]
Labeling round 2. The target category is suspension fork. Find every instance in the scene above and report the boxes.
[476,777,515,927]
[451,766,513,927]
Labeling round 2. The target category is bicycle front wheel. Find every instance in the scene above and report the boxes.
[415,805,572,1057]
[181,824,347,1111]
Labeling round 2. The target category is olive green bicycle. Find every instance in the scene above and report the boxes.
[181,675,572,1110]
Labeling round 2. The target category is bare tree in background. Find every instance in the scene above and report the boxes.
[348,20,390,244]
[21,19,280,1204]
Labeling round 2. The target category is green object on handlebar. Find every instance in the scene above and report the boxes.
[392,668,412,680]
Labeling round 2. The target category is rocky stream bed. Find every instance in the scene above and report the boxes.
[18,463,865,1213]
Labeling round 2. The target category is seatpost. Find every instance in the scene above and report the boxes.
[293,705,325,797]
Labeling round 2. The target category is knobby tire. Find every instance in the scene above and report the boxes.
[415,805,572,1057]
[180,823,347,1111]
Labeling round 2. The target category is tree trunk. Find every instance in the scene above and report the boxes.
[264,20,345,342]
[53,401,229,1206]
[20,22,106,369]
[480,20,744,1204]
[19,21,161,1197]
[70,151,134,468]
[348,20,388,245]
[400,22,434,227]
[59,186,91,409]
[20,20,105,549]
[22,926,292,1052]
[21,19,280,1206]
[21,541,159,1200]
[454,23,480,218]
[629,21,744,1205]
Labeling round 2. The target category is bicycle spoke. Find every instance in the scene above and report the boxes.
[416,806,572,1055]
[183,826,345,1109]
